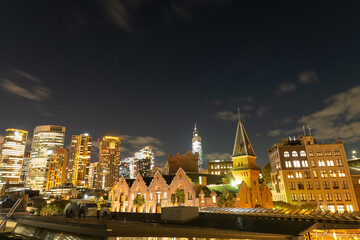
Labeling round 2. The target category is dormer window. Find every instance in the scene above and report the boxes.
[284,151,290,157]
[292,151,298,157]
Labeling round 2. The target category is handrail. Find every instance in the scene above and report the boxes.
[0,197,23,231]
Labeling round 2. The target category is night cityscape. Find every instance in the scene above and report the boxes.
[1,1,360,239]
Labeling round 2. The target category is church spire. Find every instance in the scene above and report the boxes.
[232,108,256,157]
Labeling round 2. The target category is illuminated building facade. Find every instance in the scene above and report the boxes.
[67,133,92,187]
[268,135,359,212]
[192,123,204,170]
[45,148,68,190]
[134,146,155,177]
[0,129,28,187]
[20,152,30,183]
[88,162,98,189]
[231,112,273,209]
[119,157,134,179]
[208,160,233,175]
[97,136,121,190]
[26,125,66,192]
[168,151,198,174]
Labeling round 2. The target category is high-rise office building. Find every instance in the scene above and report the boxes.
[0,129,28,187]
[88,162,99,189]
[97,136,121,190]
[119,157,134,179]
[268,134,359,212]
[67,133,92,187]
[45,148,68,190]
[134,146,155,177]
[26,125,66,192]
[20,152,30,183]
[192,123,204,170]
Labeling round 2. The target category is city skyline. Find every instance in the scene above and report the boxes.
[1,1,360,167]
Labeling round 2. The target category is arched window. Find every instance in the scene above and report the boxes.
[300,151,306,157]
[292,151,298,157]
[284,151,290,157]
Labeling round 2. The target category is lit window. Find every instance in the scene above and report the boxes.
[317,151,323,157]
[336,159,343,167]
[318,160,325,167]
[301,160,308,167]
[338,170,346,177]
[309,151,314,157]
[212,195,216,203]
[293,161,301,168]
[309,193,315,201]
[328,205,335,212]
[344,193,351,201]
[295,171,302,178]
[287,172,294,178]
[289,182,296,190]
[346,205,353,212]
[284,151,290,157]
[313,170,318,178]
[325,193,332,201]
[318,193,323,201]
[327,160,334,166]
[334,150,341,156]
[292,151,298,157]
[285,161,292,168]
[291,193,298,201]
[335,193,342,201]
[342,181,348,189]
[323,181,330,189]
[329,170,336,178]
[300,193,306,201]
[337,205,344,213]
[325,150,332,156]
[300,151,306,157]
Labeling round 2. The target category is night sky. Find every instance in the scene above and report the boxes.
[1,1,360,167]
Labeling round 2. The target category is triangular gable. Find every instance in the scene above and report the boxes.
[232,120,256,157]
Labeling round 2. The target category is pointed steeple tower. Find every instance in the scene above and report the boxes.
[232,108,256,157]
[231,108,260,188]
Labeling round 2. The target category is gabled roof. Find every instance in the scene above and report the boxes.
[232,110,256,157]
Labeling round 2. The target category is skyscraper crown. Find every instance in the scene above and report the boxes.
[232,109,256,157]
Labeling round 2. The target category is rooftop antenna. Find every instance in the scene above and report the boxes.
[302,125,306,136]
[307,125,312,136]
[194,121,197,131]
[237,107,241,123]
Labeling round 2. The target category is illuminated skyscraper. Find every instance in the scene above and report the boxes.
[0,129,28,187]
[26,125,66,192]
[134,146,155,177]
[67,133,92,187]
[88,162,99,189]
[20,152,30,183]
[97,136,121,190]
[45,148,68,190]
[192,123,204,170]
[120,157,134,179]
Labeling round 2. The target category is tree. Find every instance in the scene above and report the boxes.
[40,200,71,216]
[171,188,185,206]
[133,194,145,212]
[217,190,235,208]
[261,162,271,185]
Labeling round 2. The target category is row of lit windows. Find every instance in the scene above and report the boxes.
[285,160,308,168]
[284,151,306,157]
[284,150,341,158]
[287,170,346,179]
[210,164,232,169]
[211,171,222,175]
[289,180,349,190]
[291,192,351,203]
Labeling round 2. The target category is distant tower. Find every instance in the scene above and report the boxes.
[68,133,92,187]
[134,146,155,177]
[192,123,204,170]
[26,125,66,192]
[97,136,121,190]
